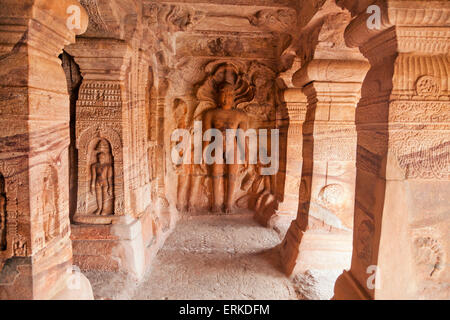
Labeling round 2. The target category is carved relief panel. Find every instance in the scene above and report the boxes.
[75,80,124,224]
[0,159,29,270]
[75,128,123,225]
[169,60,281,215]
[41,165,60,244]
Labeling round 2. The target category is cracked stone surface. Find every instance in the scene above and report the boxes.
[132,213,298,300]
[84,213,301,300]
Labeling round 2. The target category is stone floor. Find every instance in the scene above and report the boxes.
[85,213,300,300]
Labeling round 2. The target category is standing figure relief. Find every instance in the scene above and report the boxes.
[90,140,114,216]
[203,83,251,214]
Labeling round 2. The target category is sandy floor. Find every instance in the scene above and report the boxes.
[86,213,300,300]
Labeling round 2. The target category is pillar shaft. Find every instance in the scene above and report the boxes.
[0,0,92,299]
[334,0,450,300]
[276,88,308,216]
[281,59,369,299]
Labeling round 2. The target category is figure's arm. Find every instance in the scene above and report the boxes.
[240,115,250,168]
[202,111,212,157]
[107,165,113,196]
[0,197,5,227]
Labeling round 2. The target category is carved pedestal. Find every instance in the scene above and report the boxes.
[0,0,93,299]
[281,59,369,299]
[334,0,450,300]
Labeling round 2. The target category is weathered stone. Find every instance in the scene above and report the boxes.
[0,0,448,301]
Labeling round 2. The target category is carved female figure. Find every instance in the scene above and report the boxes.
[42,170,58,242]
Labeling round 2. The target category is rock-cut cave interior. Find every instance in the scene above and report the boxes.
[0,0,448,300]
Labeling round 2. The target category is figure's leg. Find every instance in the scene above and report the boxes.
[0,226,5,250]
[44,218,49,241]
[94,185,103,215]
[211,164,224,213]
[177,174,189,212]
[101,186,110,215]
[49,209,56,238]
[188,174,199,213]
[225,163,239,213]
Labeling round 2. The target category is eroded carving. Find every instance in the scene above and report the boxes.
[416,76,441,97]
[13,234,27,257]
[249,9,297,33]
[356,219,374,265]
[90,140,114,216]
[414,236,444,278]
[0,174,6,251]
[42,166,59,243]
[203,82,252,213]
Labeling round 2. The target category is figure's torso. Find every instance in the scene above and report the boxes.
[94,163,110,185]
[208,109,247,133]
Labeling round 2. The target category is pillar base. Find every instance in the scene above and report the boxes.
[281,221,353,299]
[71,216,146,280]
[0,237,94,300]
[332,270,371,300]
[253,193,278,227]
[51,269,94,300]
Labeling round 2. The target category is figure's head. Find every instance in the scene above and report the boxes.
[217,83,235,110]
[97,152,107,164]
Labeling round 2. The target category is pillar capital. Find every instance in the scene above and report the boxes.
[344,0,450,61]
[293,59,370,89]
[0,0,88,56]
[65,38,132,81]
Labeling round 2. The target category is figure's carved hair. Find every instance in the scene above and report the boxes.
[215,79,254,108]
[195,62,255,117]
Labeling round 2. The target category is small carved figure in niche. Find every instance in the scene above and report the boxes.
[14,236,27,256]
[42,169,58,243]
[0,174,6,251]
[203,83,250,213]
[90,140,114,216]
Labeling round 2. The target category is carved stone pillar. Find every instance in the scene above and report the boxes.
[65,38,146,279]
[262,89,307,232]
[334,0,450,300]
[275,89,308,217]
[0,0,93,299]
[280,59,369,298]
[66,38,130,224]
